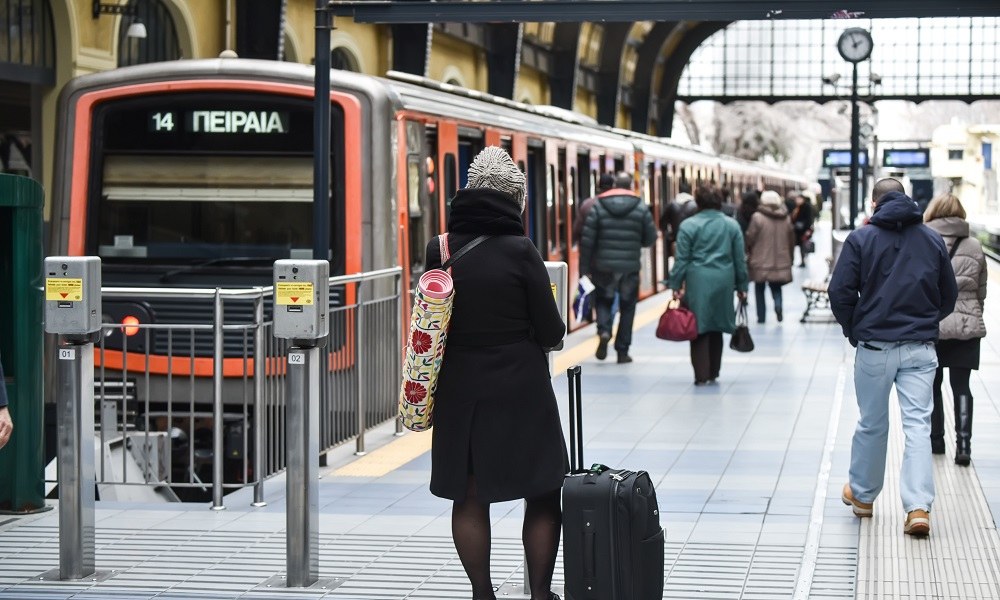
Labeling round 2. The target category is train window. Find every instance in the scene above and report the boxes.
[89,93,345,268]
[576,152,590,201]
[457,132,483,188]
[500,136,513,156]
[547,164,557,253]
[569,166,578,235]
[525,146,546,252]
[444,153,458,222]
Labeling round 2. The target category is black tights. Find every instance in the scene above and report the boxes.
[452,478,562,600]
[933,366,972,398]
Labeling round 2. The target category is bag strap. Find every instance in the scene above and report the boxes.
[441,234,493,272]
[949,236,966,260]
[735,298,748,327]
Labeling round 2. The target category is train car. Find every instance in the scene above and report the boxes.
[48,58,810,493]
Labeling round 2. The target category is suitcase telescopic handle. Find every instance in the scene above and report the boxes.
[567,365,583,472]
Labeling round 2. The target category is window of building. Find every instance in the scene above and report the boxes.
[948,149,964,160]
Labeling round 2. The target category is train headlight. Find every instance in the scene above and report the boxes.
[121,315,141,336]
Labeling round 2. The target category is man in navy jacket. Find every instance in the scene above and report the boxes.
[829,178,957,538]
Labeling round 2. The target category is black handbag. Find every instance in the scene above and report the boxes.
[730,299,754,353]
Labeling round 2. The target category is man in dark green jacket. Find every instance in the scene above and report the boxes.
[579,173,657,363]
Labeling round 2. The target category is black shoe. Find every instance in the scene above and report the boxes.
[595,333,610,360]
[617,352,633,364]
[931,437,945,455]
[694,379,710,386]
[776,309,783,322]
[757,318,765,324]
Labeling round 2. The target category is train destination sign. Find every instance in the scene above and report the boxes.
[883,148,930,168]
[150,110,290,134]
[823,149,868,168]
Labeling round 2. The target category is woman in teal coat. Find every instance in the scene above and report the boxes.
[667,185,749,385]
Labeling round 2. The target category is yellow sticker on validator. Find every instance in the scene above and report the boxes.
[46,278,83,301]
[275,282,314,305]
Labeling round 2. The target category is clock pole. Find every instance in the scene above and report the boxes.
[849,62,860,229]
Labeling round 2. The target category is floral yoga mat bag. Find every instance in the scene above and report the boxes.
[399,233,492,431]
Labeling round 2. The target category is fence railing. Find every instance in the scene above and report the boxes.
[48,267,402,508]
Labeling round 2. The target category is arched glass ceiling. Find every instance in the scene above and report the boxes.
[678,17,1000,102]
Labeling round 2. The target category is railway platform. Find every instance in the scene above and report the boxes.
[2,226,1000,599]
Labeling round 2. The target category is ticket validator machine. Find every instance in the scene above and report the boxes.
[272,260,328,588]
[44,256,101,580]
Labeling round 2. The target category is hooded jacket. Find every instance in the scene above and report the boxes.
[828,191,958,345]
[744,203,795,284]
[926,216,988,340]
[579,188,657,274]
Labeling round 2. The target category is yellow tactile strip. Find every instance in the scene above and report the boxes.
[331,297,668,478]
[855,389,1000,599]
[332,429,433,477]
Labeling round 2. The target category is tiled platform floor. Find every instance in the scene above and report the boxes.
[1,224,999,599]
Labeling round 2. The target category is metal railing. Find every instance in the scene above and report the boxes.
[48,267,402,508]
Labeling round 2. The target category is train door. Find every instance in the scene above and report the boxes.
[525,139,547,253]
[544,140,566,262]
[401,120,436,287]
[637,159,656,298]
[435,121,459,230]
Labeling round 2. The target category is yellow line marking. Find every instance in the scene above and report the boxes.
[552,300,665,374]
[331,430,432,477]
[332,295,670,479]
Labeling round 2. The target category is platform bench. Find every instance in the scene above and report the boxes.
[800,279,836,323]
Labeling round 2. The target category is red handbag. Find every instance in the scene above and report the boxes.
[655,299,698,341]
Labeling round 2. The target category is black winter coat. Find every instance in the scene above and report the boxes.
[828,191,958,345]
[426,188,568,503]
[579,189,657,275]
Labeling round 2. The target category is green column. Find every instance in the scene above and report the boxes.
[0,174,46,512]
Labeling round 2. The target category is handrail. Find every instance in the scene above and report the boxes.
[100,266,403,299]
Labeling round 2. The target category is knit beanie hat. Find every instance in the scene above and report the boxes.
[466,146,527,212]
[760,190,782,207]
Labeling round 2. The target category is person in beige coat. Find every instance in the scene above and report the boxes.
[745,190,796,323]
[924,193,987,466]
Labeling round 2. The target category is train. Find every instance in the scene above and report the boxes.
[47,59,810,496]
[50,58,809,324]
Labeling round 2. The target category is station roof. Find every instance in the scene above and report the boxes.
[328,1,1000,136]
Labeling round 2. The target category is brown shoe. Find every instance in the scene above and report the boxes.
[904,509,930,536]
[841,483,873,517]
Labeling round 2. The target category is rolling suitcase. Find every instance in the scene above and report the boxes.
[562,365,664,600]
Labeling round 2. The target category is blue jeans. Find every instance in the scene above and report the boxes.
[849,341,938,513]
[753,281,783,322]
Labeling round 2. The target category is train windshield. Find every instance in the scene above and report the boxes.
[90,92,338,264]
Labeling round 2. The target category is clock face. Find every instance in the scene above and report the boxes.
[838,28,873,63]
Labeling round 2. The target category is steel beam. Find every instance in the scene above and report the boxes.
[328,1,1000,23]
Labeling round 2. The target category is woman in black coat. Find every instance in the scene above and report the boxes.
[425,146,566,600]
[790,193,815,267]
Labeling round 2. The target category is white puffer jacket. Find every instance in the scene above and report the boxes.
[927,217,987,340]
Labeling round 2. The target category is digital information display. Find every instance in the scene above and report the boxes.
[149,110,291,135]
[823,149,868,168]
[883,148,930,168]
[97,92,338,155]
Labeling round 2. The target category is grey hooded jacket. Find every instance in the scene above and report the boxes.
[579,189,657,274]
[926,216,988,340]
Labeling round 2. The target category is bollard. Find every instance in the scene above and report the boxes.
[44,256,101,580]
[273,259,328,588]
[285,346,320,586]
[56,342,96,579]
